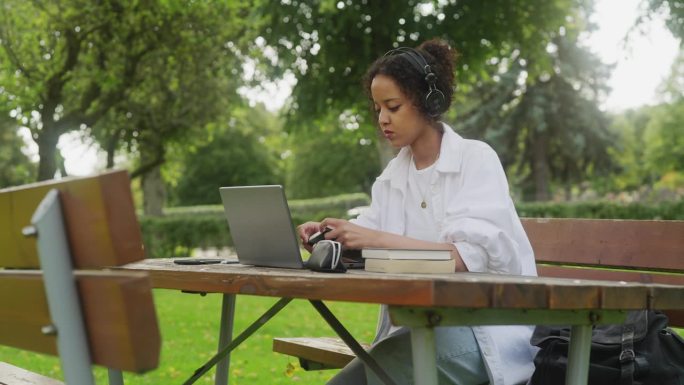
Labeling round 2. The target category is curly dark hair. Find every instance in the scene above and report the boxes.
[363,38,457,121]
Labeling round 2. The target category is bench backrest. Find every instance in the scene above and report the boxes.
[0,170,160,373]
[522,218,684,326]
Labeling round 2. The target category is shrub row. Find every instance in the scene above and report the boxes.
[140,195,683,258]
[517,200,684,220]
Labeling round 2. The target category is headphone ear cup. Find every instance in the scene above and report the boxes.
[425,89,446,117]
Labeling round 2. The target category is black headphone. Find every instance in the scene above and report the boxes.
[384,47,447,117]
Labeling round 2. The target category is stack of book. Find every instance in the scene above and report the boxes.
[362,248,455,273]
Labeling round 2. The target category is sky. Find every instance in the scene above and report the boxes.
[23,0,680,176]
[582,0,679,111]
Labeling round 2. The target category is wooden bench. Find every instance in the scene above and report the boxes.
[0,170,161,385]
[273,217,684,370]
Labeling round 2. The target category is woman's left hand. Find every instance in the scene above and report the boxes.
[320,218,382,250]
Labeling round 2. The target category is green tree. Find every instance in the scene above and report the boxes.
[170,104,285,206]
[0,0,251,182]
[456,30,614,201]
[607,51,683,197]
[607,107,658,192]
[256,0,582,121]
[644,51,684,186]
[90,3,246,214]
[0,117,35,188]
[644,101,684,177]
[286,110,380,199]
[607,99,684,198]
[248,0,594,199]
[641,0,684,40]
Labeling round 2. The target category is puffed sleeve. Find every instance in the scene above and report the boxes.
[439,143,522,274]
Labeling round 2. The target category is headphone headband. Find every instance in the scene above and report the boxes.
[383,47,447,117]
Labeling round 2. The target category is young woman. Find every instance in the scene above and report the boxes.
[297,39,538,385]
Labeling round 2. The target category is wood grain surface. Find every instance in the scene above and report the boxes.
[0,170,144,269]
[522,218,684,272]
[0,270,160,373]
[120,259,684,313]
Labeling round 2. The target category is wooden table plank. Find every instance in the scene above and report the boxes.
[120,259,684,311]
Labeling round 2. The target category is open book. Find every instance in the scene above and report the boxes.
[361,248,451,260]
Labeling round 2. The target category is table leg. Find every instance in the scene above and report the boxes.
[215,294,236,385]
[309,300,398,385]
[183,297,292,385]
[107,369,123,385]
[410,327,438,385]
[566,324,593,385]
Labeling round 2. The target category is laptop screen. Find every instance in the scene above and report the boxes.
[219,185,304,269]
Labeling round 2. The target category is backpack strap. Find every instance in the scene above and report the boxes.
[619,324,635,385]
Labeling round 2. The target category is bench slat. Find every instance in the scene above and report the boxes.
[537,265,684,286]
[0,170,144,269]
[0,270,160,373]
[523,218,684,273]
[273,337,368,370]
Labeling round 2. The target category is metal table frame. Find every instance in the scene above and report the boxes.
[184,294,626,385]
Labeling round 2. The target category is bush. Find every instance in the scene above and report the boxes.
[140,193,371,258]
[140,213,233,258]
[516,200,684,220]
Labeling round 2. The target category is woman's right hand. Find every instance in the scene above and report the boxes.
[297,221,322,252]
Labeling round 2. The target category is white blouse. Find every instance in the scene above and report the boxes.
[352,123,538,385]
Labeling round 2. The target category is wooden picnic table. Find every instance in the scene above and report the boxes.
[121,258,684,385]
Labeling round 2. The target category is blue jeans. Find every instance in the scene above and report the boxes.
[327,326,489,385]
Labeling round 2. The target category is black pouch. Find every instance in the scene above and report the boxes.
[530,310,684,385]
[304,240,346,273]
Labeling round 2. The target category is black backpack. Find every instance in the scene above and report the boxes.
[530,310,684,385]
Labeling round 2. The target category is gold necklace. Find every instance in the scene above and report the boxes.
[411,155,438,209]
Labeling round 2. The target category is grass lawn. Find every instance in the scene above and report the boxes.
[2,289,682,384]
[0,289,378,384]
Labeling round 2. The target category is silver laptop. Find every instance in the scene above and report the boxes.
[219,185,304,268]
[219,185,365,269]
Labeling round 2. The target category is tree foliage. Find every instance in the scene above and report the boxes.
[255,0,582,122]
[4,0,679,209]
[0,116,35,188]
[455,25,614,201]
[242,0,585,200]
[169,104,285,206]
[286,110,380,199]
[0,0,251,181]
[644,51,684,183]
[642,0,684,40]
[93,2,247,176]
[644,101,684,176]
[605,51,684,197]
[607,107,657,191]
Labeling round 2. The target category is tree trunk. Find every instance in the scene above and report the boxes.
[532,133,551,201]
[105,128,124,169]
[56,150,68,178]
[36,130,61,181]
[142,164,165,216]
[106,136,117,169]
